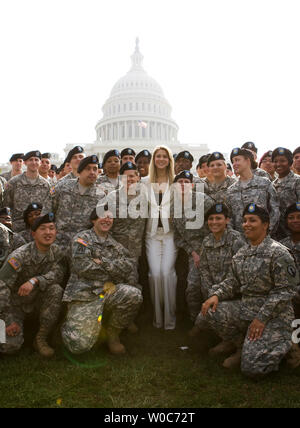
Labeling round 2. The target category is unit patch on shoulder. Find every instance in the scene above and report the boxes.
[8,257,21,271]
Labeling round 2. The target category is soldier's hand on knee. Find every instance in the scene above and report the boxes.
[201,296,219,317]
[6,322,21,337]
[248,319,265,342]
[18,281,34,297]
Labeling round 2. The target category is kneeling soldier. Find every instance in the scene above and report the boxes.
[198,204,300,378]
[62,206,143,355]
[0,213,65,358]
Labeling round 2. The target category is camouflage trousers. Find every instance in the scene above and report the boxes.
[61,284,143,355]
[0,284,63,354]
[185,257,203,322]
[196,300,293,376]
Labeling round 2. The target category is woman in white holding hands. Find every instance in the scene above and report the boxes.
[146,146,178,330]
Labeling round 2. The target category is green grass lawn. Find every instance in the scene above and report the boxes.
[1,310,300,408]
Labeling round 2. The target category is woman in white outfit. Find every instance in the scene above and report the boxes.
[146,146,178,330]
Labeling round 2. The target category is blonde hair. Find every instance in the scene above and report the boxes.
[149,145,175,184]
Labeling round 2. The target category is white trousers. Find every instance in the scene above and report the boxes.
[146,229,178,330]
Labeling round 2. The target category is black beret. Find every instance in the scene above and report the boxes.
[50,165,58,172]
[207,152,225,166]
[31,212,55,232]
[198,154,211,168]
[23,151,42,161]
[205,203,229,220]
[41,153,51,160]
[120,162,138,175]
[175,151,194,163]
[103,150,121,165]
[121,148,136,158]
[272,147,293,166]
[23,202,43,224]
[285,203,300,219]
[293,147,300,158]
[0,207,11,217]
[259,151,273,167]
[173,154,178,160]
[98,163,103,170]
[10,153,24,162]
[230,147,254,163]
[243,203,270,223]
[135,150,152,163]
[242,142,258,154]
[66,146,85,163]
[77,155,99,174]
[174,170,193,183]
[227,163,233,171]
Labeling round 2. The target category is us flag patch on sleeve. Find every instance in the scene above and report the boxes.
[8,258,21,271]
[77,238,88,247]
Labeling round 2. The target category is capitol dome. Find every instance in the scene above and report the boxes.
[66,39,210,165]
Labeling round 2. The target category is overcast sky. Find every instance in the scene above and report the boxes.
[0,0,300,163]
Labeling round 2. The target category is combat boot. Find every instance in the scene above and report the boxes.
[107,327,126,355]
[34,325,55,358]
[286,344,300,369]
[222,348,242,369]
[209,340,236,357]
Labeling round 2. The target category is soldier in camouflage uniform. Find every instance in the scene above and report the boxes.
[280,203,300,272]
[259,151,278,182]
[121,148,136,165]
[1,153,24,182]
[108,162,147,286]
[0,208,26,252]
[0,222,12,269]
[4,151,50,232]
[272,147,300,240]
[172,171,214,321]
[59,146,85,182]
[226,148,280,235]
[205,152,236,203]
[19,203,43,244]
[97,149,121,193]
[0,213,65,358]
[42,155,104,251]
[61,206,143,355]
[241,142,271,180]
[198,204,299,377]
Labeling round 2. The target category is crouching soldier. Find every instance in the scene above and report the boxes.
[198,204,300,378]
[61,206,143,356]
[0,213,65,358]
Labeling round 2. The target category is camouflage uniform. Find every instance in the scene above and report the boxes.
[59,172,78,182]
[273,171,300,239]
[226,175,280,235]
[42,178,105,250]
[0,223,12,269]
[253,168,271,180]
[62,229,143,354]
[196,237,298,377]
[19,228,34,244]
[0,176,6,209]
[205,176,237,204]
[0,242,65,354]
[4,173,50,232]
[97,175,121,194]
[173,191,214,320]
[1,171,12,182]
[198,229,245,302]
[109,186,147,285]
[280,237,300,272]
